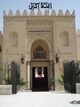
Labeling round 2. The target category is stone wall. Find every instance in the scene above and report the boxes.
[76,29,80,60]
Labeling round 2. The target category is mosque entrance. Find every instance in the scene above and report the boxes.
[31,39,50,91]
[32,67,48,91]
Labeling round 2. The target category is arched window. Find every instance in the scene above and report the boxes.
[31,39,49,60]
[9,32,18,47]
[36,46,43,51]
[60,31,69,46]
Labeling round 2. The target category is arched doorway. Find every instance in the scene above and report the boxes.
[31,39,50,91]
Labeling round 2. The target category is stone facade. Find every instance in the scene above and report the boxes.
[1,10,77,91]
[76,29,80,61]
[0,31,2,61]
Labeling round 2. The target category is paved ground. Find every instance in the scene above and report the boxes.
[0,91,80,107]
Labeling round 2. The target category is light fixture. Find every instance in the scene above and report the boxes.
[21,54,24,64]
[56,54,59,63]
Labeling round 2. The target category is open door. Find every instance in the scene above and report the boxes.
[32,67,48,91]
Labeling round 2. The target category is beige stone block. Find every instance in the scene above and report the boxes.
[0,85,12,95]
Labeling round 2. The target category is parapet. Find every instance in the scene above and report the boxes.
[77,29,80,35]
[3,9,75,17]
[0,31,2,36]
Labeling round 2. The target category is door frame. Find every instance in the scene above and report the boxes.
[30,61,50,90]
[32,66,48,91]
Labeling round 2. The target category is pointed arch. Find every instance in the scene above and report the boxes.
[31,39,49,60]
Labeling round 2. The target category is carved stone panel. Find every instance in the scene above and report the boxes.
[27,20,52,28]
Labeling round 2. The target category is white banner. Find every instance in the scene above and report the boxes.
[29,2,52,10]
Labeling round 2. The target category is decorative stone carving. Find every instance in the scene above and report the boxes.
[3,10,74,17]
[27,20,52,27]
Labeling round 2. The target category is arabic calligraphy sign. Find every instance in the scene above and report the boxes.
[29,2,52,10]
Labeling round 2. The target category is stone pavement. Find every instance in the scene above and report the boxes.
[0,91,80,107]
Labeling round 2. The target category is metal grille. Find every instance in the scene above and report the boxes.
[33,51,46,59]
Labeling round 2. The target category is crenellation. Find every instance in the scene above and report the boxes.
[3,10,75,17]
[65,10,70,16]
[3,10,7,16]
[51,10,56,16]
[15,10,21,16]
[58,10,63,16]
[37,10,42,16]
[23,10,28,16]
[72,10,75,16]
[8,10,13,16]
[44,10,49,16]
[30,10,35,16]
[0,31,2,36]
